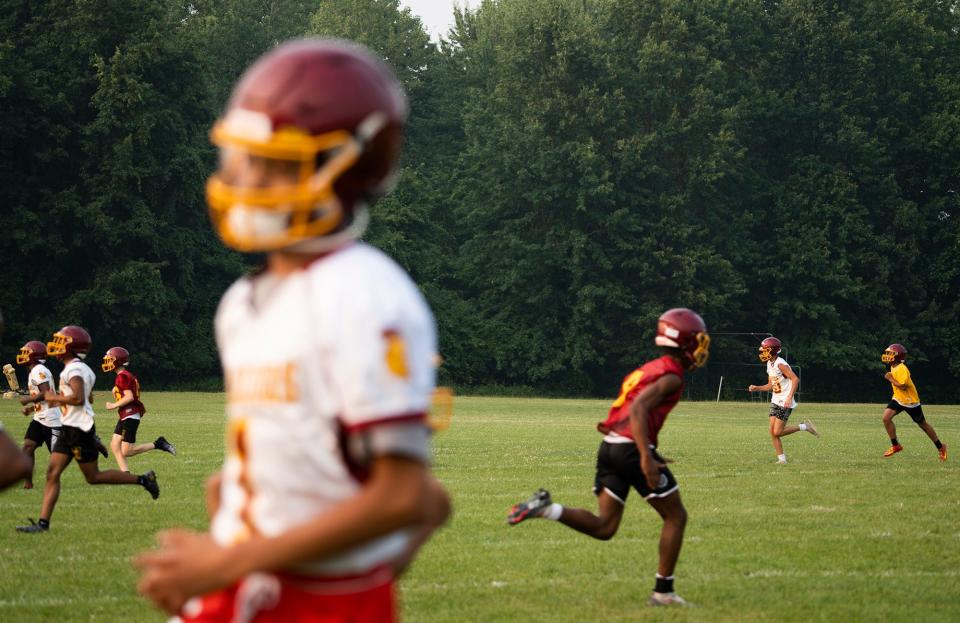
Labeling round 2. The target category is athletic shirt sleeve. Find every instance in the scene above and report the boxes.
[323,251,437,431]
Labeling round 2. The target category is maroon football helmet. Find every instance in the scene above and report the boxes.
[881,343,907,365]
[758,337,782,362]
[206,38,408,252]
[47,326,92,359]
[102,346,130,372]
[16,341,47,366]
[655,308,710,369]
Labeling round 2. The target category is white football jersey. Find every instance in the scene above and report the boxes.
[59,359,96,431]
[766,357,797,408]
[212,243,436,577]
[28,364,61,427]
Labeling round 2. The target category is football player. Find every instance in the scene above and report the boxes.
[508,308,710,607]
[134,39,450,622]
[102,346,177,472]
[16,326,160,533]
[748,336,819,464]
[880,343,946,461]
[15,340,63,489]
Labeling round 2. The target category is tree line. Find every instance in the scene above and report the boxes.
[1,0,958,402]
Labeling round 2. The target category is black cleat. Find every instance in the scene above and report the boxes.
[16,518,49,533]
[140,470,160,500]
[154,436,177,456]
[507,488,552,525]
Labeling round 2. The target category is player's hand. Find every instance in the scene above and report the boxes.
[21,406,31,417]
[747,385,757,392]
[105,401,115,410]
[640,453,664,489]
[134,530,238,615]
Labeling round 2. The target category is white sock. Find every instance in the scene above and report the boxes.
[799,423,807,431]
[778,454,787,462]
[543,503,563,521]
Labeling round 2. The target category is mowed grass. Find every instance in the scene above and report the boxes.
[1,394,958,622]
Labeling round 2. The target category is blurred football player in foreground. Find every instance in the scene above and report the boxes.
[880,343,946,461]
[508,308,710,607]
[135,39,450,622]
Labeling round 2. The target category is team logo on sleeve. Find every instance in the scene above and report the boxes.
[383,330,409,378]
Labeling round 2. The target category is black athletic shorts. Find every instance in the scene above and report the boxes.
[25,420,61,451]
[768,404,793,422]
[886,400,925,424]
[593,441,678,503]
[52,425,100,463]
[114,417,141,443]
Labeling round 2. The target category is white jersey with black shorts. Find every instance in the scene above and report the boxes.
[766,357,796,420]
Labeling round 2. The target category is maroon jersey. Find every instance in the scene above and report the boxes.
[597,356,685,446]
[113,369,146,419]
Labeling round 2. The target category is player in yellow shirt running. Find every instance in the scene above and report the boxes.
[880,344,946,461]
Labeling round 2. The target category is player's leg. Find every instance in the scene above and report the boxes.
[20,438,39,489]
[73,427,160,498]
[769,416,786,461]
[16,449,71,531]
[908,407,946,461]
[111,433,128,472]
[556,489,625,540]
[555,441,630,539]
[646,491,690,606]
[882,404,903,456]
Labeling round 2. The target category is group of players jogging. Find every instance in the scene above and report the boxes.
[0,37,950,620]
[7,326,176,533]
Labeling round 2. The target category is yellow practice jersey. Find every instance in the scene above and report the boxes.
[889,363,920,406]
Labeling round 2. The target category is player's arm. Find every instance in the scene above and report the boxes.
[883,371,909,390]
[748,380,772,392]
[628,373,683,488]
[19,381,50,405]
[779,362,799,403]
[106,389,135,411]
[44,376,84,406]
[0,428,30,490]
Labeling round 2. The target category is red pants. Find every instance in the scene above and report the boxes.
[179,569,395,623]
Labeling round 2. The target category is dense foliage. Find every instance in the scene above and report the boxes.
[1,0,958,401]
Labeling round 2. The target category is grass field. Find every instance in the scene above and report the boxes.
[1,394,958,622]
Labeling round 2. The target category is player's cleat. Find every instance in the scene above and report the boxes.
[507,488,552,525]
[884,444,904,457]
[140,470,160,500]
[23,481,33,490]
[938,444,947,462]
[154,436,177,456]
[803,420,819,438]
[96,435,109,458]
[16,518,48,533]
[648,592,692,607]
[776,457,788,465]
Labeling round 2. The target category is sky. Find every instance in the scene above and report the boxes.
[400,0,472,40]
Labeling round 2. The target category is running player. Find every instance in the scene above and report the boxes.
[508,308,710,607]
[0,310,31,490]
[134,39,450,622]
[16,326,159,533]
[880,343,947,461]
[748,336,819,463]
[15,340,62,489]
[102,346,176,472]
